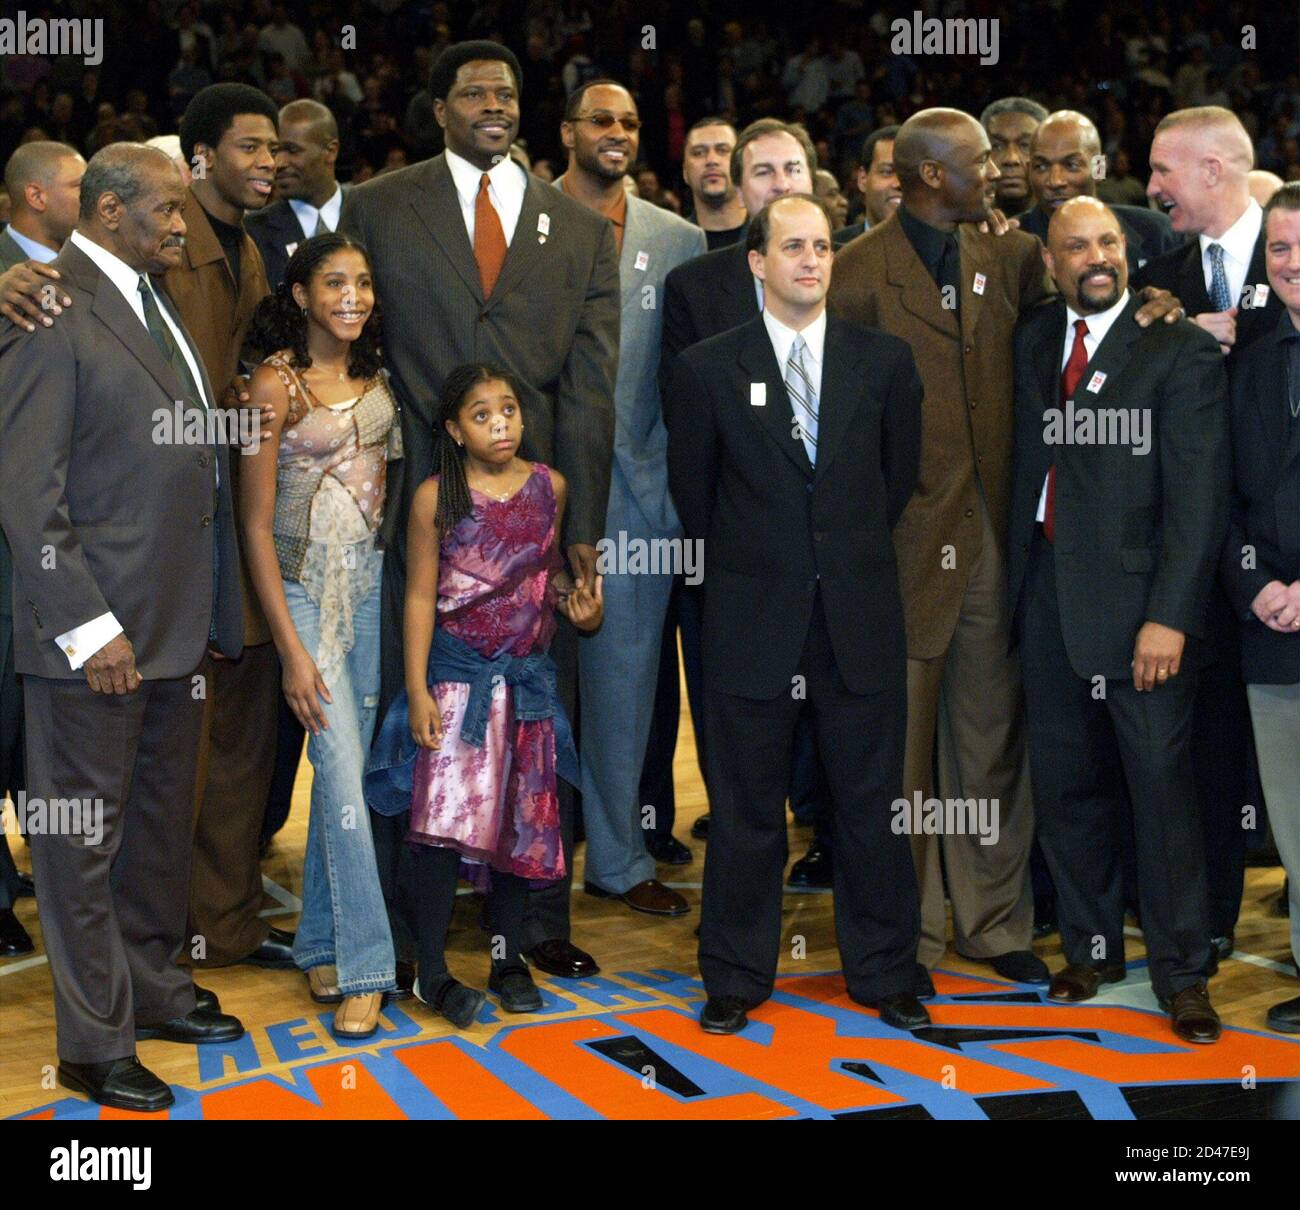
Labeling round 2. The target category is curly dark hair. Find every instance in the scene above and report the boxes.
[433,362,525,536]
[247,232,384,379]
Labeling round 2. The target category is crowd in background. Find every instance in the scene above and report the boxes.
[1,1,1298,223]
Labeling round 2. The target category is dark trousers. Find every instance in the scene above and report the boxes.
[187,644,279,965]
[260,688,304,846]
[699,593,917,1005]
[641,575,708,837]
[25,673,202,1063]
[1019,536,1212,999]
[0,621,25,909]
[1191,591,1258,938]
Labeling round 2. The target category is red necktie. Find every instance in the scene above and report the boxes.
[474,173,507,298]
[1044,318,1090,543]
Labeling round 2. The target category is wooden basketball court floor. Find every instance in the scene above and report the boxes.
[3,681,1298,1120]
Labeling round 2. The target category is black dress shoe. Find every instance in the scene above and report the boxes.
[235,926,297,969]
[1047,962,1126,1002]
[136,1008,245,1044]
[1266,994,1300,1034]
[646,833,693,865]
[0,907,34,956]
[193,985,221,1014]
[914,964,936,1001]
[59,1057,174,1113]
[584,878,690,916]
[787,841,832,888]
[988,950,1051,984]
[858,991,931,1031]
[489,964,543,1013]
[700,995,749,1034]
[526,939,599,979]
[1159,983,1221,1044]
[14,871,34,898]
[690,814,710,841]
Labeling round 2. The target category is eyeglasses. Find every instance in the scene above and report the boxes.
[578,113,642,132]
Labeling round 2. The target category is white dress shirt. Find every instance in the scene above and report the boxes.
[4,224,58,263]
[1199,198,1262,309]
[445,147,527,248]
[1037,289,1130,521]
[762,304,826,400]
[56,231,213,670]
[288,183,343,239]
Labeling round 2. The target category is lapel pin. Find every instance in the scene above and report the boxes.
[634,250,649,271]
[1086,370,1107,394]
[750,382,767,407]
[538,212,550,237]
[972,272,987,295]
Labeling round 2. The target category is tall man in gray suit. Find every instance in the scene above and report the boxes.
[555,80,705,919]
[341,41,619,981]
[0,144,245,1111]
[0,140,85,955]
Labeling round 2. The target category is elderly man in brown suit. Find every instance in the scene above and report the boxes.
[829,109,1181,988]
[163,85,294,972]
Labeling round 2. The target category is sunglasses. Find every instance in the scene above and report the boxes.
[578,113,642,132]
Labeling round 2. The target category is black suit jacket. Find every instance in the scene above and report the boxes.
[667,312,922,699]
[1018,202,1183,277]
[0,242,244,679]
[661,236,757,407]
[1008,293,1230,679]
[244,187,350,290]
[1219,313,1300,684]
[833,220,867,248]
[1133,221,1283,362]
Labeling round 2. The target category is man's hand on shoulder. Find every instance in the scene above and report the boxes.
[1134,285,1186,328]
[0,261,71,332]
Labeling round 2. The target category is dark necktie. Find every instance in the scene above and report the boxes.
[1044,318,1090,543]
[137,275,204,409]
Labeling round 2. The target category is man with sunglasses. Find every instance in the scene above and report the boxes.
[555,80,706,920]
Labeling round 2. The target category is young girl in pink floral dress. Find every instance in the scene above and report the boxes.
[367,363,602,1028]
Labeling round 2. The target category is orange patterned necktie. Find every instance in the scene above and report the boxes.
[474,172,507,297]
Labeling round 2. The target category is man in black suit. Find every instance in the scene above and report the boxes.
[1021,111,1183,276]
[651,118,836,884]
[1008,197,1230,1043]
[1220,183,1300,1033]
[245,99,345,292]
[1135,106,1283,965]
[668,194,926,1035]
[0,144,246,1109]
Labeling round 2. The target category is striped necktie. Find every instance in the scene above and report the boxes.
[1207,242,1233,312]
[785,333,818,466]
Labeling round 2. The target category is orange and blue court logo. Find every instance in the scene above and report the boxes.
[14,968,1300,1119]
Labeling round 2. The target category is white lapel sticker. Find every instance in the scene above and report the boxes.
[538,213,551,237]
[1086,370,1107,394]
[972,272,987,295]
[1253,283,1270,306]
[750,382,767,407]
[634,250,649,271]
[285,241,298,257]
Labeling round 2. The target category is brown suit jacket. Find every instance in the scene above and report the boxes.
[829,212,1052,658]
[161,187,272,645]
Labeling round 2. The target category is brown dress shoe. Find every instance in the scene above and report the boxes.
[333,993,383,1039]
[1047,962,1127,1002]
[308,965,342,1004]
[585,878,689,917]
[1161,983,1221,1044]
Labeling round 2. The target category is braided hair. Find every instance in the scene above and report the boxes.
[247,232,384,379]
[433,362,524,536]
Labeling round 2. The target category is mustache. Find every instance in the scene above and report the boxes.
[1077,264,1118,287]
[161,235,186,248]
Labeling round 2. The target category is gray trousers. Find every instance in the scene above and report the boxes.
[1247,682,1300,968]
[578,479,676,893]
[25,673,202,1063]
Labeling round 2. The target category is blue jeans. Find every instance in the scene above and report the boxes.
[283,575,395,994]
